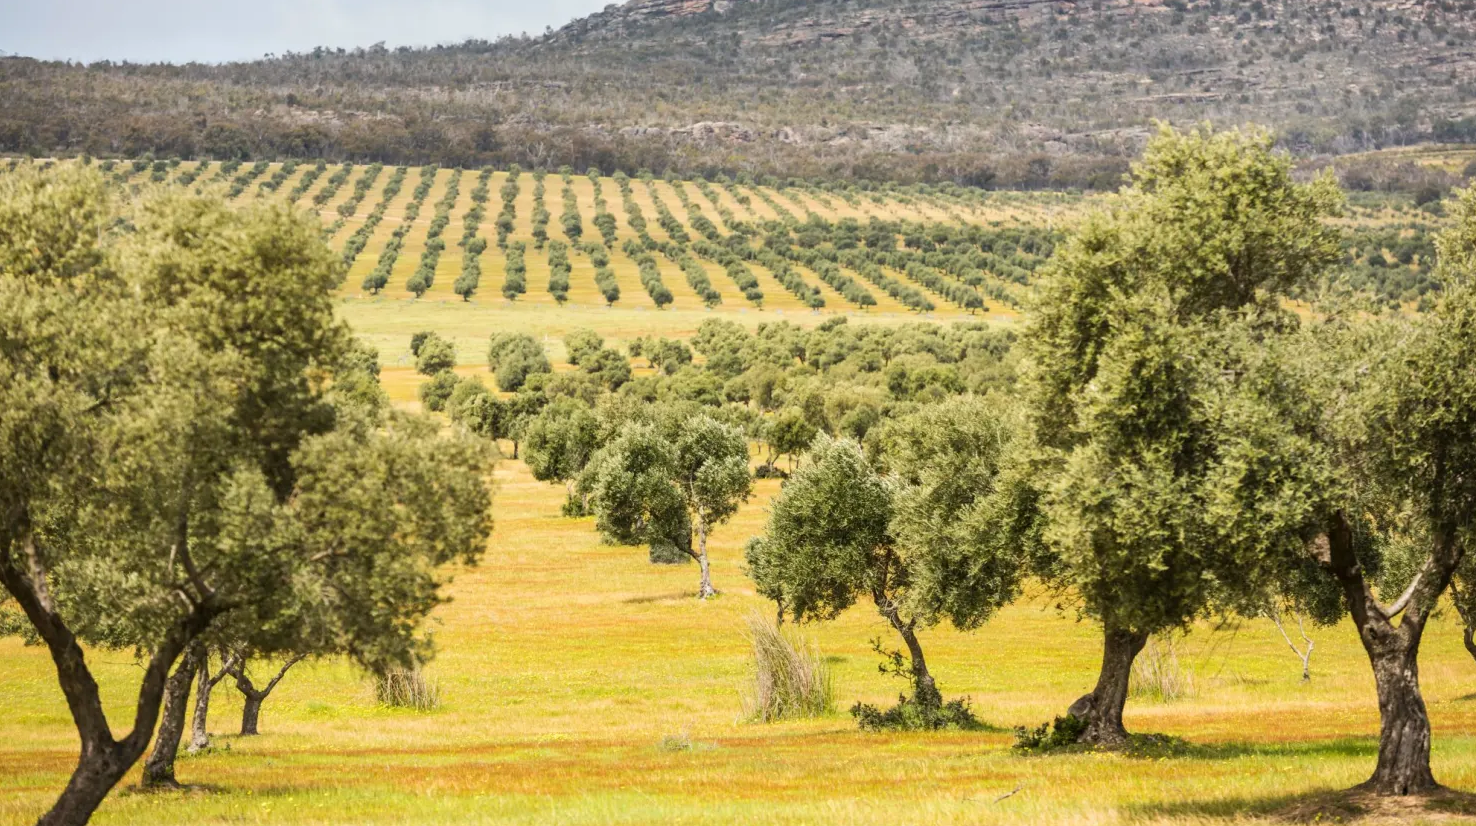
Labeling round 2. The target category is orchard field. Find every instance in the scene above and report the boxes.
[7,423,1476,826]
[5,147,1476,826]
[49,153,1457,362]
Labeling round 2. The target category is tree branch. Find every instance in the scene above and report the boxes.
[0,530,116,748]
[1381,566,1427,620]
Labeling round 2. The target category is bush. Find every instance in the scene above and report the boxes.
[374,668,441,710]
[1013,714,1088,751]
[742,615,834,723]
[850,695,981,732]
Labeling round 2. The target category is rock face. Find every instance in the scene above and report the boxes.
[549,0,752,41]
[554,0,1155,45]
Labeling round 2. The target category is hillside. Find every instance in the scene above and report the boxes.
[3,0,1476,185]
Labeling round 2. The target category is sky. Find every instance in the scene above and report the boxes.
[0,0,617,64]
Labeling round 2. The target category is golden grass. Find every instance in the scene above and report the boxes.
[6,362,1476,825]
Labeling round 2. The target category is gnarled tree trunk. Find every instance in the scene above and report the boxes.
[240,694,263,737]
[1068,626,1148,746]
[1314,511,1459,796]
[141,642,205,788]
[1365,628,1436,795]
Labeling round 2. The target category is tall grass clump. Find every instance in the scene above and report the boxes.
[741,614,833,722]
[1129,636,1194,702]
[374,668,442,711]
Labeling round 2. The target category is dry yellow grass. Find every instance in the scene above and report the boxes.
[6,363,1476,825]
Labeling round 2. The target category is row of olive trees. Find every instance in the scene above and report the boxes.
[0,167,495,826]
[749,126,1476,796]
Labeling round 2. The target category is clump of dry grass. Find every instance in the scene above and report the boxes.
[374,667,442,710]
[741,613,834,722]
[1130,636,1194,702]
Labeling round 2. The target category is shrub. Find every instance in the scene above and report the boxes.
[742,615,834,723]
[1129,636,1194,702]
[1013,714,1088,751]
[374,668,441,710]
[850,695,980,732]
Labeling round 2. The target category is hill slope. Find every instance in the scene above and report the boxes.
[4,0,1476,185]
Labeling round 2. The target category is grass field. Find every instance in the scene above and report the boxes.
[5,155,1476,825]
[6,364,1476,825]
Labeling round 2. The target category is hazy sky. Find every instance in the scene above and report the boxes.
[0,0,616,64]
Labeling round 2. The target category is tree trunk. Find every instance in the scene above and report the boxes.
[231,655,305,737]
[187,656,211,753]
[141,643,204,788]
[35,747,135,826]
[186,650,237,753]
[1068,626,1148,746]
[1363,634,1437,795]
[185,657,212,755]
[240,695,263,737]
[878,600,939,708]
[2,527,219,826]
[896,621,940,708]
[694,512,715,599]
[1312,511,1459,796]
[1464,625,1476,663]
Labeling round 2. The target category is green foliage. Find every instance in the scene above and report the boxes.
[871,396,1026,630]
[581,422,692,555]
[414,335,456,376]
[851,695,981,732]
[564,329,604,366]
[1021,124,1344,639]
[752,436,893,623]
[523,397,600,487]
[418,370,460,412]
[581,412,751,593]
[644,337,693,375]
[1013,715,1089,752]
[489,333,551,392]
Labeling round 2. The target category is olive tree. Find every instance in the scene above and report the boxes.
[583,413,751,598]
[488,332,551,392]
[1019,125,1342,745]
[523,396,601,514]
[415,334,456,375]
[750,396,1023,720]
[1286,186,1476,794]
[0,167,493,826]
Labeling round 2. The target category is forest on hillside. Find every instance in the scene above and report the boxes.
[3,0,1475,186]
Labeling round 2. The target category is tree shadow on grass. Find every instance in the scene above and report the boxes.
[1129,785,1476,823]
[621,591,695,604]
[120,782,228,797]
[1017,733,1379,763]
